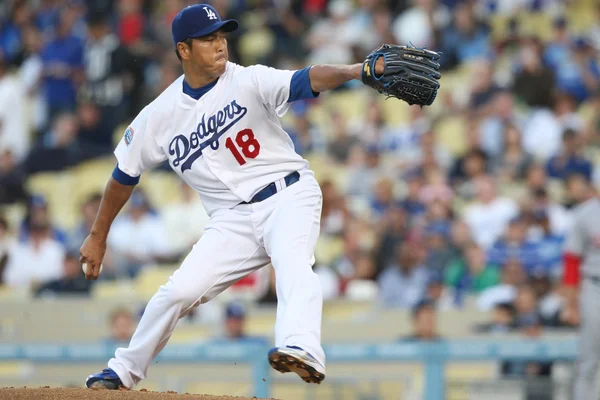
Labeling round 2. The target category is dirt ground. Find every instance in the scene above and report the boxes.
[0,387,275,400]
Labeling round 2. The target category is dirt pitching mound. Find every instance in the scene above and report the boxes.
[0,387,275,400]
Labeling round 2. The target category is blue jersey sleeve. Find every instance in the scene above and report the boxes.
[288,67,319,103]
[112,164,140,186]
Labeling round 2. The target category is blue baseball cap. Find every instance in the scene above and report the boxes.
[225,302,246,319]
[171,4,238,45]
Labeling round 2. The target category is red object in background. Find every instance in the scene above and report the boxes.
[231,272,257,288]
[563,252,581,287]
[119,14,144,46]
[304,0,327,16]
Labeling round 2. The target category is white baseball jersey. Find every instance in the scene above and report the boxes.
[114,62,313,215]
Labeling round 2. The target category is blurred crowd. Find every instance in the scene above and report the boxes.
[1,0,600,351]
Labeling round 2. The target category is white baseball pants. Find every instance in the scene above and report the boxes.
[107,170,325,388]
[573,279,600,400]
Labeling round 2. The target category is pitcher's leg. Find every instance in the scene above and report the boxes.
[262,178,325,367]
[96,210,268,389]
[574,281,600,400]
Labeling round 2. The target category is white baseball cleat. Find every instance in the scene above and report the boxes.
[268,346,325,384]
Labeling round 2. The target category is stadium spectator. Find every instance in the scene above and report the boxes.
[0,51,28,162]
[446,220,473,263]
[382,106,431,169]
[422,220,453,272]
[463,175,519,249]
[523,92,582,161]
[474,302,516,334]
[3,220,65,289]
[445,242,499,296]
[346,144,385,198]
[553,37,600,104]
[19,194,68,246]
[378,241,429,309]
[23,112,80,173]
[501,314,554,400]
[546,128,593,182]
[306,0,357,66]
[107,189,171,278]
[526,208,564,278]
[513,284,540,328]
[420,169,454,207]
[524,163,551,194]
[285,112,316,157]
[330,226,364,285]
[0,0,30,65]
[529,187,570,237]
[33,0,62,37]
[468,58,500,111]
[530,274,563,327]
[211,302,268,344]
[343,252,378,300]
[439,2,491,69]
[18,25,47,135]
[398,172,426,223]
[319,180,349,237]
[106,307,135,345]
[544,16,571,70]
[562,173,594,210]
[512,37,555,109]
[477,259,526,311]
[493,124,534,183]
[370,177,396,220]
[399,299,443,341]
[76,101,112,159]
[0,216,11,285]
[487,217,544,275]
[82,13,135,147]
[392,0,450,50]
[0,149,28,204]
[35,250,92,297]
[326,110,359,165]
[40,7,84,120]
[69,192,103,253]
[373,206,409,275]
[424,270,457,310]
[449,123,490,188]
[479,91,524,158]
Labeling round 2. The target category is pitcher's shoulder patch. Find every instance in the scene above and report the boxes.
[124,127,134,146]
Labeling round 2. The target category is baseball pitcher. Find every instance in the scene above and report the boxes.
[82,4,441,390]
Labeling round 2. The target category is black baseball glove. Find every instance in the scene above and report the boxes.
[361,44,442,106]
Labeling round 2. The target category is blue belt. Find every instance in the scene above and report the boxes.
[242,171,300,204]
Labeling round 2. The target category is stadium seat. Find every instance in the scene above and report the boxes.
[1,203,25,232]
[314,236,344,266]
[92,280,137,300]
[239,28,275,65]
[135,265,177,298]
[169,325,213,343]
[138,171,184,208]
[435,116,468,157]
[26,171,79,229]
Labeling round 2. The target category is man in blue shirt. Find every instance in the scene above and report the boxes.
[210,302,268,345]
[546,128,592,182]
[41,9,84,120]
[488,217,543,275]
